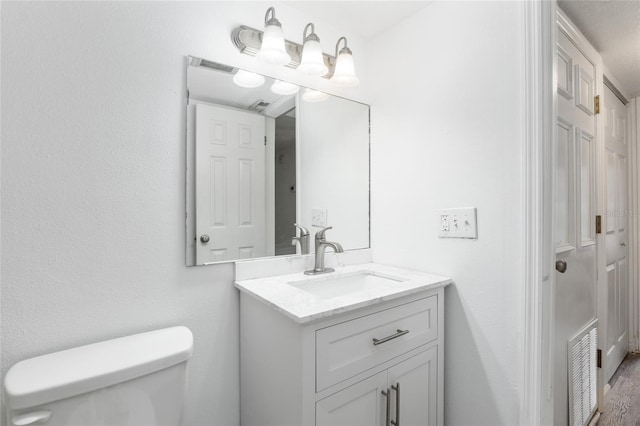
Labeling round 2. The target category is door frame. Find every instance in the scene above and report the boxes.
[630,95,640,353]
[522,1,638,424]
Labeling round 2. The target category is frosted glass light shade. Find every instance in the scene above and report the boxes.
[271,80,300,95]
[233,70,265,88]
[302,88,329,103]
[257,24,291,66]
[331,51,359,87]
[298,38,328,76]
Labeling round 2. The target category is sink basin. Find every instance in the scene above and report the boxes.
[288,271,406,300]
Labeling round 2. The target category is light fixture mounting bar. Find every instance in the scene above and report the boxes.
[231,25,336,78]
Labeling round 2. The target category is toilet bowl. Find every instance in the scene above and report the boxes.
[3,326,193,426]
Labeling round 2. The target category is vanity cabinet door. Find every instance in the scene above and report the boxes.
[387,347,438,426]
[316,371,387,426]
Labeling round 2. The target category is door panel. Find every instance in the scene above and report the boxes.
[316,371,387,426]
[603,84,629,382]
[387,348,438,426]
[554,28,598,426]
[195,103,266,264]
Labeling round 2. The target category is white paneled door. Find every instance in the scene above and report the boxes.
[195,103,266,264]
[602,84,629,383]
[554,26,598,426]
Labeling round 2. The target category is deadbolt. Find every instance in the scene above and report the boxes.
[555,260,567,273]
[200,234,210,243]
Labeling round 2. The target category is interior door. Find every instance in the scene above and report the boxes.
[602,83,629,383]
[553,28,598,426]
[195,103,266,264]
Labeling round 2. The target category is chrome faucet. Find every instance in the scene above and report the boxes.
[305,226,344,275]
[291,223,310,255]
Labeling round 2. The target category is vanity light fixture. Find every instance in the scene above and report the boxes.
[231,8,360,87]
[302,88,329,103]
[233,69,265,88]
[256,7,291,66]
[271,80,300,95]
[330,37,359,87]
[298,23,328,77]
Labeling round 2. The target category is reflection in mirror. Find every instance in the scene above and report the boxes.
[186,57,369,266]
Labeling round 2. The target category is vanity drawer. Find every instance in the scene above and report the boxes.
[316,295,438,392]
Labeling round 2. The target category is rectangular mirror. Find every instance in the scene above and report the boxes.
[186,57,370,266]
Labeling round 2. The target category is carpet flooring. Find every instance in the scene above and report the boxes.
[599,353,640,425]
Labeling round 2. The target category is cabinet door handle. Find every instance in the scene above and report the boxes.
[373,329,409,346]
[391,382,400,426]
[382,388,391,426]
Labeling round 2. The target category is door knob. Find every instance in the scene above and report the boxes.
[621,242,627,247]
[200,234,210,243]
[555,260,567,273]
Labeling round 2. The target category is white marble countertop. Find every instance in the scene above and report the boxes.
[234,263,452,324]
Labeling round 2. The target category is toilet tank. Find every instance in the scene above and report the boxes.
[3,326,194,426]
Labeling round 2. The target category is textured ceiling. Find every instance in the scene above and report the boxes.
[558,0,640,98]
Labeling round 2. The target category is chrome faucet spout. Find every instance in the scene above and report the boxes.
[291,223,310,254]
[305,226,344,275]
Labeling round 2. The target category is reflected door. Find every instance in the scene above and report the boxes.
[603,84,629,383]
[195,104,266,264]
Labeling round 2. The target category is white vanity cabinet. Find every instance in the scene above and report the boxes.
[239,287,445,426]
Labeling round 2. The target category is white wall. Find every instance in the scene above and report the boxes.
[0,2,367,425]
[297,95,370,250]
[367,2,524,424]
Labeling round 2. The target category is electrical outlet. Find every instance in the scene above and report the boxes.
[440,214,450,232]
[437,208,477,239]
[311,208,327,227]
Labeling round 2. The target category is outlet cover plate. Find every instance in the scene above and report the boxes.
[312,208,327,227]
[437,208,477,239]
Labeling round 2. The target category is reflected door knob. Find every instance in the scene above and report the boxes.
[555,260,567,273]
[200,234,210,243]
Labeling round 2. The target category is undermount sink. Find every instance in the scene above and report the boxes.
[288,271,406,300]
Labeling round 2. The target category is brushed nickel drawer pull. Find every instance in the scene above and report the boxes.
[372,329,409,346]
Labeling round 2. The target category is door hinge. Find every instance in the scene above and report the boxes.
[597,349,602,368]
[594,95,600,114]
[595,215,602,234]
[264,136,267,146]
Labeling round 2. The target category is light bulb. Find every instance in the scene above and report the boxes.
[330,37,359,87]
[298,23,328,77]
[233,70,265,88]
[271,80,300,95]
[256,8,291,66]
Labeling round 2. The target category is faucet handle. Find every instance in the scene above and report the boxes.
[294,223,310,236]
[315,226,333,240]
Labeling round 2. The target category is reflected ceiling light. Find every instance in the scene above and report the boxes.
[271,80,300,95]
[302,88,329,103]
[256,7,291,66]
[298,23,328,77]
[330,37,359,88]
[232,69,265,88]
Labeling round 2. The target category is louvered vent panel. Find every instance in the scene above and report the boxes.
[568,319,598,426]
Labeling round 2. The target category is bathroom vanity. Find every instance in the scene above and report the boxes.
[235,263,451,426]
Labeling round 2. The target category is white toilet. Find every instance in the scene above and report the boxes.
[3,326,193,426]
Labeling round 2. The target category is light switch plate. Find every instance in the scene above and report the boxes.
[311,208,327,227]
[437,208,477,239]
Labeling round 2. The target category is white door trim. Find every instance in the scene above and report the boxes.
[520,1,556,424]
[628,97,640,352]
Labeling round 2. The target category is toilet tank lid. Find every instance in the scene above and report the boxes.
[4,326,194,410]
